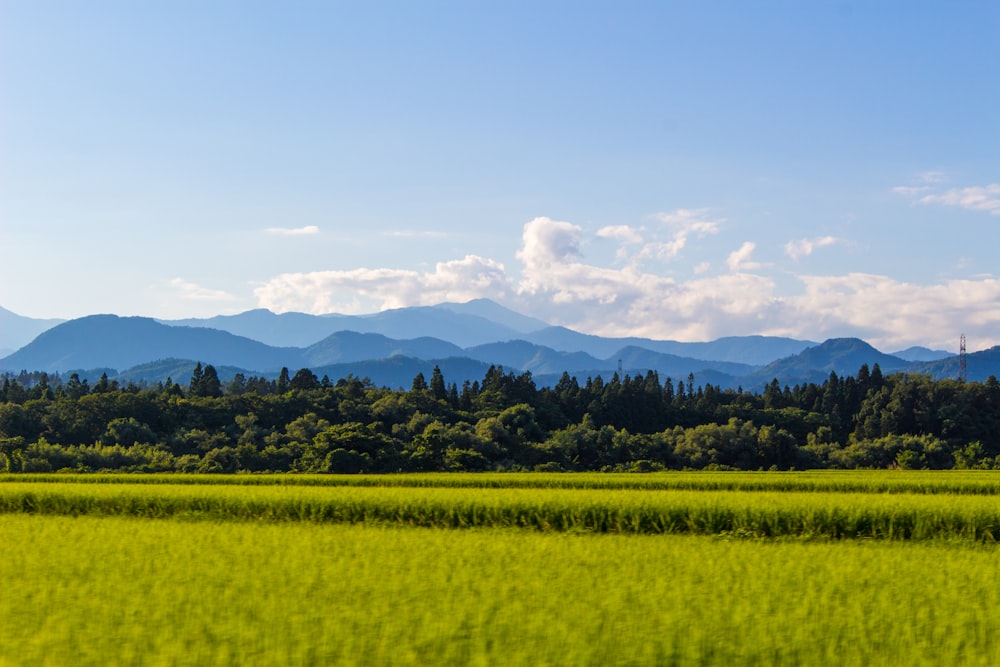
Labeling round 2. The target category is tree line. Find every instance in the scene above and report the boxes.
[1,362,998,473]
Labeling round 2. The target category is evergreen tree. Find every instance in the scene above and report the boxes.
[201,365,223,398]
[429,365,447,401]
[189,363,204,396]
[276,367,291,393]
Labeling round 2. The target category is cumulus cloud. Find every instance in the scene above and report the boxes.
[515,217,636,305]
[254,255,512,315]
[785,236,842,261]
[265,225,321,236]
[516,217,583,268]
[785,274,1000,350]
[253,215,1000,350]
[167,278,236,301]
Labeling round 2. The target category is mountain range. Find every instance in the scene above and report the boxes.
[0,306,65,358]
[1,300,984,391]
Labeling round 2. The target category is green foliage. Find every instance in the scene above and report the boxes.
[2,365,999,472]
[6,473,1000,541]
[5,511,1000,666]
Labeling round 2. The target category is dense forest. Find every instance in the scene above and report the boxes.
[1,363,999,473]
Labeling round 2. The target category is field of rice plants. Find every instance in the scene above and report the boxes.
[2,472,1000,665]
[7,469,1000,494]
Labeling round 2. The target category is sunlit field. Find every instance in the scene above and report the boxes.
[2,472,1000,666]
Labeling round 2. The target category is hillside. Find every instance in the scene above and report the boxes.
[0,307,65,356]
[4,301,998,391]
[302,332,464,366]
[0,316,302,373]
[167,300,533,348]
[742,338,911,387]
[909,346,1000,382]
[524,327,815,365]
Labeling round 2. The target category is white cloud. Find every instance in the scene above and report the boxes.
[253,215,1000,350]
[785,236,842,261]
[589,209,723,268]
[785,274,1000,350]
[265,225,321,236]
[167,278,236,302]
[641,208,722,262]
[894,179,1000,216]
[726,242,763,272]
[919,185,1000,216]
[519,217,583,264]
[653,208,721,236]
[254,255,512,315]
[596,225,644,244]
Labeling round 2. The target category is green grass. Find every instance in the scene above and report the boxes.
[2,480,1000,540]
[4,473,1000,665]
[7,469,1000,494]
[1,514,999,666]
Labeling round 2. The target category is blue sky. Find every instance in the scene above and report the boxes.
[2,1,998,351]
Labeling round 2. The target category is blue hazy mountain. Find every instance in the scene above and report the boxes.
[309,356,497,390]
[890,346,952,362]
[321,304,527,348]
[907,346,1000,382]
[114,359,256,385]
[430,299,550,333]
[167,303,529,349]
[463,340,606,374]
[0,315,302,373]
[302,331,464,366]
[740,338,912,388]
[4,302,997,390]
[164,309,345,349]
[612,346,757,379]
[523,327,815,366]
[462,341,758,380]
[0,306,65,357]
[163,301,814,363]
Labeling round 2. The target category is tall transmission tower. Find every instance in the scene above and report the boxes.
[959,334,968,383]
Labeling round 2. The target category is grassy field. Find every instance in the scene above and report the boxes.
[3,478,1000,540]
[2,472,1000,665]
[6,469,1000,494]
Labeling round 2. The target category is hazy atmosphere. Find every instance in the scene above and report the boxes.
[2,1,998,352]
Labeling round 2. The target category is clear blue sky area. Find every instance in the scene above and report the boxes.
[2,1,998,350]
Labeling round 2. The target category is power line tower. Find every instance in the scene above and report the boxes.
[959,334,968,383]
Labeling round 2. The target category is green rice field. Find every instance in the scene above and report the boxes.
[2,472,1000,665]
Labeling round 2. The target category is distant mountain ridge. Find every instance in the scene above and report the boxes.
[908,346,1000,383]
[165,299,545,349]
[522,327,816,365]
[889,346,952,362]
[740,338,912,387]
[0,307,65,357]
[1,300,990,390]
[0,315,300,374]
